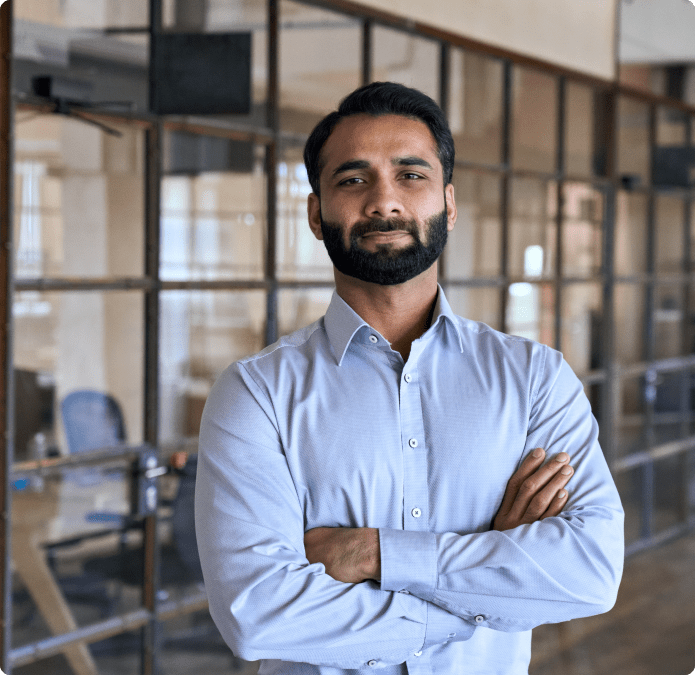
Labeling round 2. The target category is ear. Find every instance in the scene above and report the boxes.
[445,183,457,232]
[307,193,324,241]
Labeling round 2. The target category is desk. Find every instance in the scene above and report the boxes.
[12,473,129,675]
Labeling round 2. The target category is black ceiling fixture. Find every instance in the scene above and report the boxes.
[30,74,134,137]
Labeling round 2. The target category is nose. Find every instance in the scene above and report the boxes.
[364,178,403,219]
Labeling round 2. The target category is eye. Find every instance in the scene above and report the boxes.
[338,176,365,186]
[401,172,424,180]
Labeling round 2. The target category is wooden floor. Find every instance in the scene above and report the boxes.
[531,530,695,675]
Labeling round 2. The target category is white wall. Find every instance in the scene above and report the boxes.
[359,0,618,80]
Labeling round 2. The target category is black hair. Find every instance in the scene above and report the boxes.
[303,81,455,196]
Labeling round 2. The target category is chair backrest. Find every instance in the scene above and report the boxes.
[61,390,126,454]
[172,455,204,583]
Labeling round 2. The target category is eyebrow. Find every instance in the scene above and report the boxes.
[331,156,434,177]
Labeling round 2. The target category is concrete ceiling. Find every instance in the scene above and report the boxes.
[620,0,695,64]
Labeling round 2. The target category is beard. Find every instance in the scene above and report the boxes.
[319,207,448,286]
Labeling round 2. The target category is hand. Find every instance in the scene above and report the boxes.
[493,448,573,531]
[304,527,380,583]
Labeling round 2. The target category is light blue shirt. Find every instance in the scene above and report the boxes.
[195,287,624,675]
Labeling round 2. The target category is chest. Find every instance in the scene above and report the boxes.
[277,347,531,534]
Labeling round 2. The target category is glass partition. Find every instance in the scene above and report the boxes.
[372,26,439,101]
[13,116,145,279]
[512,66,557,173]
[448,49,503,166]
[279,0,361,134]
[448,170,502,279]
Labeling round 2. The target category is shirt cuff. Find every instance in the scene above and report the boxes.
[422,603,476,649]
[379,528,437,601]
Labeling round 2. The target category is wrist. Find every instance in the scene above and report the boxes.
[363,528,381,581]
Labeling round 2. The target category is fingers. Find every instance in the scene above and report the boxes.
[496,447,546,518]
[505,451,573,525]
[523,465,573,522]
[539,488,569,520]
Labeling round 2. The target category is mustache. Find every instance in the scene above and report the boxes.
[350,217,419,239]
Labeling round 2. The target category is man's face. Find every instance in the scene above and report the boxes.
[307,114,457,286]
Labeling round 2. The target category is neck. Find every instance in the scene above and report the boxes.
[334,265,439,361]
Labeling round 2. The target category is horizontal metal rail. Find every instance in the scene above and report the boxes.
[613,435,695,473]
[9,589,210,667]
[11,444,152,475]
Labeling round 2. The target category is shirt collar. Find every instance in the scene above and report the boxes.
[324,284,464,366]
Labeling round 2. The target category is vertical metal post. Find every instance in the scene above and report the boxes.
[361,19,372,87]
[499,61,513,334]
[0,2,14,672]
[554,76,566,353]
[265,0,279,347]
[143,1,163,672]
[598,88,617,467]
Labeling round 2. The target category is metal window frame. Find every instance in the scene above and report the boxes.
[2,0,695,671]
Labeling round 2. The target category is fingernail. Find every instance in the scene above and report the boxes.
[533,448,544,458]
[555,452,569,463]
[561,466,573,475]
[557,490,567,499]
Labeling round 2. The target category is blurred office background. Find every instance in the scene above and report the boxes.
[1,0,695,673]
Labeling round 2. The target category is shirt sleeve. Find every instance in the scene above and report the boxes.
[194,362,471,668]
[379,349,624,633]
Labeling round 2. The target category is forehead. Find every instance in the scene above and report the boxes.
[319,114,440,177]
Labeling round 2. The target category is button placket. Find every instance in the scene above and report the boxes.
[398,356,428,532]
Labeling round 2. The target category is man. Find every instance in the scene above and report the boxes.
[195,82,624,675]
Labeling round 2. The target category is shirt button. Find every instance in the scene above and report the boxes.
[398,589,410,594]
[408,438,418,448]
[369,335,378,343]
[404,373,412,383]
[367,660,378,667]
[411,507,422,518]
[414,651,422,657]
[448,633,456,638]
[475,615,485,624]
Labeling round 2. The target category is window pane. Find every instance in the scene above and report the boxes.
[508,178,557,279]
[565,82,594,177]
[16,0,148,27]
[277,144,333,281]
[617,96,650,188]
[656,106,688,146]
[446,286,501,331]
[614,467,643,546]
[615,191,648,275]
[161,138,266,281]
[562,182,603,277]
[280,0,361,134]
[614,283,645,365]
[512,67,557,173]
[653,285,684,360]
[159,290,265,447]
[13,116,145,279]
[448,170,501,278]
[561,283,602,376]
[449,49,503,165]
[372,26,439,102]
[12,462,140,658]
[617,375,647,458]
[13,290,144,458]
[653,455,685,533]
[278,288,333,337]
[655,195,684,275]
[13,16,150,112]
[506,282,555,347]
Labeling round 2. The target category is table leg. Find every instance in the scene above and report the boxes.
[12,532,99,675]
